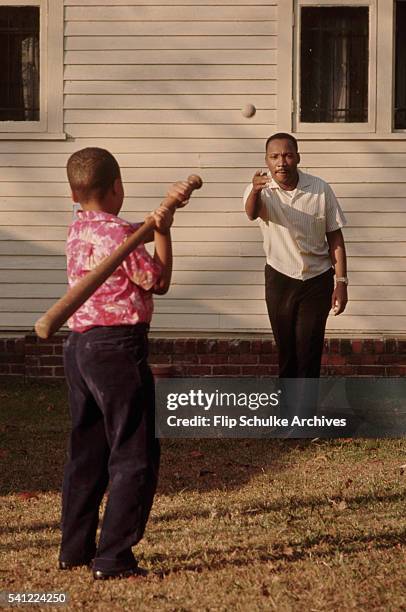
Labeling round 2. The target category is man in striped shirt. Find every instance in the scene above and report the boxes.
[244,133,348,379]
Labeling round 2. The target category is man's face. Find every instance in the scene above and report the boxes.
[265,139,300,187]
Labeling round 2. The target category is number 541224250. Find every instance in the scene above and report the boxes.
[1,592,68,606]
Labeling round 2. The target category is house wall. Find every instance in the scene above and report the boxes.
[0,0,405,335]
[1,333,405,380]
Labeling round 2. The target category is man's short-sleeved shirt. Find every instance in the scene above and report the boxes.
[243,170,346,280]
[66,210,162,332]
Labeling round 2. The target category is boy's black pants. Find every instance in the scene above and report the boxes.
[60,325,159,573]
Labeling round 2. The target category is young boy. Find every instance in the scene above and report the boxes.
[59,147,190,580]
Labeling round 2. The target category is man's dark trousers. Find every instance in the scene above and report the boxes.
[60,324,160,573]
[265,266,334,420]
[265,265,334,378]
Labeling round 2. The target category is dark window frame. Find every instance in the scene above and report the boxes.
[0,0,64,140]
[0,5,40,122]
[300,6,369,124]
[394,0,406,129]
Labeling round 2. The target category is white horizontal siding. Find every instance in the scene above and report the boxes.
[1,283,405,301]
[64,95,276,110]
[64,0,277,5]
[64,82,277,94]
[0,1,404,334]
[0,1,280,331]
[1,225,404,242]
[0,310,403,332]
[1,255,406,272]
[64,6,278,21]
[65,50,277,64]
[0,240,405,258]
[65,36,277,51]
[63,124,273,138]
[0,298,404,317]
[0,138,268,153]
[2,151,406,170]
[1,166,406,183]
[63,109,276,124]
[2,269,406,286]
[64,65,278,79]
[2,180,406,200]
[0,211,405,228]
[1,195,406,214]
[64,21,277,36]
[5,137,406,153]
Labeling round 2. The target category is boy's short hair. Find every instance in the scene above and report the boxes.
[67,147,121,203]
[265,132,298,153]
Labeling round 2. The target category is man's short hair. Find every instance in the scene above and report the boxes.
[265,133,298,153]
[67,147,121,203]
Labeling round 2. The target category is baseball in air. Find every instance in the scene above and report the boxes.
[241,103,256,118]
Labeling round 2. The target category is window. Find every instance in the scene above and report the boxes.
[278,0,405,138]
[0,6,40,121]
[300,7,369,123]
[394,0,406,129]
[0,0,63,139]
[293,0,376,134]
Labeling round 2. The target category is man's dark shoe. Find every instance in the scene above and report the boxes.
[93,566,148,580]
[59,560,92,570]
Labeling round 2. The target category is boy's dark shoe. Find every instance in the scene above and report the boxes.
[93,565,148,580]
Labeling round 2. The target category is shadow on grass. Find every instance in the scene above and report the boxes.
[150,527,406,575]
[157,437,316,496]
[0,539,58,553]
[154,490,406,523]
[0,521,60,536]
[1,513,404,567]
[0,380,314,496]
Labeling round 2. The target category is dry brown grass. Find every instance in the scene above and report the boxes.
[0,381,405,611]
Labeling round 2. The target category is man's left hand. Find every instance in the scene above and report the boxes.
[332,283,348,315]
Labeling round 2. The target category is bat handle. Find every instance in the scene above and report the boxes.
[160,174,203,211]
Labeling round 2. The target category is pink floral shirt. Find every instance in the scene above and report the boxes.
[66,210,162,332]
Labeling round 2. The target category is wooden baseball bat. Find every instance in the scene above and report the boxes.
[34,174,203,340]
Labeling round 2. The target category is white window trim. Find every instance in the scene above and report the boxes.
[0,0,65,140]
[295,0,376,134]
[278,0,401,139]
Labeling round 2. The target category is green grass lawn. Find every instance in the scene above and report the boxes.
[0,380,405,611]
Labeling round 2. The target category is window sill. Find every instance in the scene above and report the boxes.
[0,132,66,141]
[291,132,406,140]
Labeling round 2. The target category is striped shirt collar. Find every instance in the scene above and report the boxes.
[268,169,312,193]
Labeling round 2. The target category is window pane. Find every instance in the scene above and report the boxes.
[0,6,40,121]
[395,1,406,129]
[300,7,369,123]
